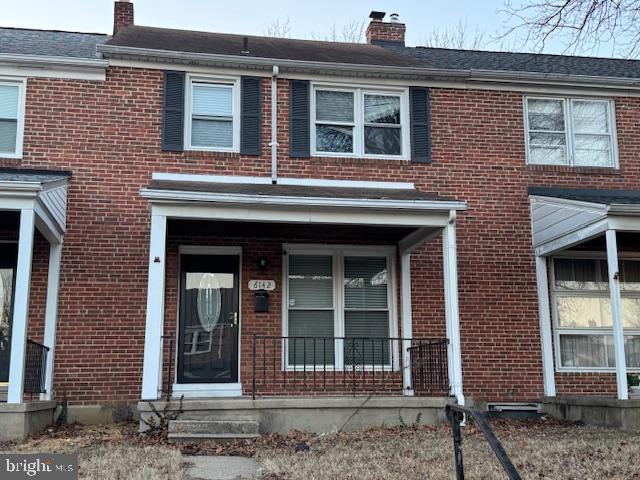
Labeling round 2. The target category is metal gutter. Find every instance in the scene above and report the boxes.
[140,187,467,211]
[0,53,108,69]
[98,44,640,89]
[607,204,640,215]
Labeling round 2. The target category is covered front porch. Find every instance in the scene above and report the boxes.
[139,174,466,435]
[0,169,69,439]
[530,187,640,430]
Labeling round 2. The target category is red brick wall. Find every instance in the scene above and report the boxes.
[366,21,406,44]
[162,222,416,396]
[2,66,638,404]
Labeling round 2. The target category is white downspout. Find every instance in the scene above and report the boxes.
[270,65,279,184]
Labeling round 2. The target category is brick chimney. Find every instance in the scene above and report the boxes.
[366,11,406,45]
[114,0,134,35]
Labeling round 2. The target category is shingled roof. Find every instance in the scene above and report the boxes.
[0,27,108,59]
[377,42,640,80]
[101,24,640,81]
[104,25,419,67]
[529,187,640,205]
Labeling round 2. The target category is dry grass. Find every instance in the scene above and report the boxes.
[0,424,184,480]
[256,420,640,480]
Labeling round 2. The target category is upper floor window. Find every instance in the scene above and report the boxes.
[185,76,239,152]
[312,85,409,160]
[0,80,25,159]
[525,96,617,168]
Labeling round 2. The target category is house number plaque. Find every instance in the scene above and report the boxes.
[248,280,276,291]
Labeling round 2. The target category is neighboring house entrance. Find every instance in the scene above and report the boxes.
[0,243,17,385]
[178,253,240,385]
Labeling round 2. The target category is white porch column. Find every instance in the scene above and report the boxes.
[141,214,167,400]
[606,229,628,400]
[535,256,556,397]
[443,211,465,405]
[41,241,62,401]
[400,252,414,396]
[7,208,36,404]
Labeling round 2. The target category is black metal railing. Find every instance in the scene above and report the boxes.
[252,335,449,399]
[161,334,174,401]
[447,404,522,480]
[408,339,449,393]
[23,339,49,395]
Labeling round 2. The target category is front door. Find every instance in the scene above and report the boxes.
[0,243,17,384]
[178,254,240,384]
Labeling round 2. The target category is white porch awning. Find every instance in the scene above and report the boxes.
[1,168,69,404]
[530,187,640,257]
[529,187,640,401]
[139,174,467,404]
[0,169,70,244]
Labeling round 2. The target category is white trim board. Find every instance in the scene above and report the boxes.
[152,172,415,190]
[172,383,243,398]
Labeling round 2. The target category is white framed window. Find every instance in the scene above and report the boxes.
[0,79,26,159]
[184,75,240,152]
[551,255,640,371]
[283,245,398,370]
[525,96,617,168]
[311,84,410,160]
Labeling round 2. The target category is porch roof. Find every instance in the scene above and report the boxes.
[142,177,465,213]
[0,168,71,244]
[529,186,640,256]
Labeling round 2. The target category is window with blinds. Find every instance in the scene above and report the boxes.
[287,255,335,365]
[344,256,390,365]
[552,256,640,370]
[285,249,394,368]
[187,78,237,151]
[0,82,22,157]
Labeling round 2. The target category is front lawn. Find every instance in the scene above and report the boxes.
[256,420,640,480]
[2,419,639,479]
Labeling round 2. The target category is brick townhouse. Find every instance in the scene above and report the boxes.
[1,0,640,439]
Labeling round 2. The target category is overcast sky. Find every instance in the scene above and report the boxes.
[1,0,615,55]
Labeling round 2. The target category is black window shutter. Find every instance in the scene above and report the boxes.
[289,80,310,158]
[240,76,263,156]
[410,87,432,163]
[162,71,185,152]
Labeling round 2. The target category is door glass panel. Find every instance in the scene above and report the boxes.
[179,255,239,384]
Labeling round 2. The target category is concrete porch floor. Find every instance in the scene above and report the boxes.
[542,396,640,431]
[0,400,57,440]
[138,396,453,436]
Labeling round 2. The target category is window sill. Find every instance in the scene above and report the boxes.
[526,164,620,175]
[556,368,640,374]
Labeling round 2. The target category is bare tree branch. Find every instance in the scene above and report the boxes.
[500,0,640,57]
[264,17,292,38]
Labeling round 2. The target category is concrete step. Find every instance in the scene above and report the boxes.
[168,419,260,441]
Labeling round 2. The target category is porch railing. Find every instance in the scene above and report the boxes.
[252,336,449,399]
[408,339,449,394]
[23,339,49,396]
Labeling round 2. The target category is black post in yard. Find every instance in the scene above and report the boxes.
[449,408,465,480]
[446,404,522,480]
